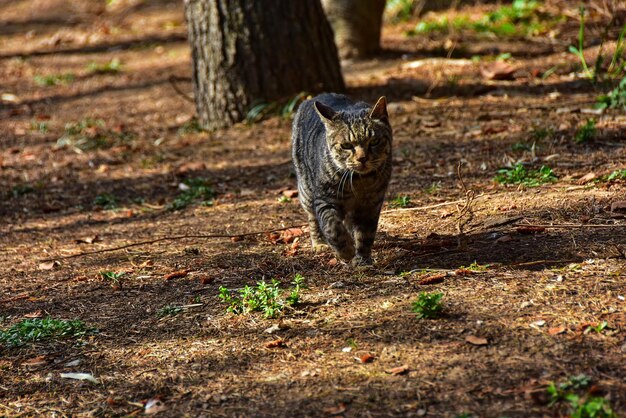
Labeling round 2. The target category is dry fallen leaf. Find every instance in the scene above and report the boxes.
[481,62,517,80]
[548,326,567,335]
[199,276,215,285]
[265,339,286,348]
[611,201,626,213]
[144,398,167,415]
[282,239,300,257]
[24,310,43,318]
[60,372,99,383]
[359,353,375,363]
[577,172,596,184]
[385,365,409,375]
[75,235,101,244]
[164,270,187,280]
[418,274,446,285]
[38,261,60,270]
[21,355,47,367]
[465,335,489,346]
[516,226,546,234]
[324,402,347,416]
[282,189,298,198]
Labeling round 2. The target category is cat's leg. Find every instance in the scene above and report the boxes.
[351,204,382,266]
[316,202,355,262]
[306,211,328,252]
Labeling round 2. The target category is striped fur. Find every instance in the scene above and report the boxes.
[291,93,392,266]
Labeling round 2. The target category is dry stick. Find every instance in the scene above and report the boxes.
[381,195,484,214]
[40,224,306,262]
[514,223,626,229]
[168,75,195,103]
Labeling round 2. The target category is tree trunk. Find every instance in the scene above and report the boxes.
[185,0,345,131]
[321,0,386,59]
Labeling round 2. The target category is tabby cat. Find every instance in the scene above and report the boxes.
[291,93,392,266]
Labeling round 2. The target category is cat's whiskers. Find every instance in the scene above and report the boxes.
[349,170,358,199]
[337,169,349,199]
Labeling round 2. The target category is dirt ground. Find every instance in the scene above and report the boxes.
[1,0,625,417]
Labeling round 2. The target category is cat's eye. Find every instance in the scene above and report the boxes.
[370,137,381,147]
[340,143,354,150]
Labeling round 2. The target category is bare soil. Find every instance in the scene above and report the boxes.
[1,1,625,417]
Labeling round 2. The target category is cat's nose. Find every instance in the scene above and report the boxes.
[357,155,367,163]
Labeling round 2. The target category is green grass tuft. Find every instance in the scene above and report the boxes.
[494,164,557,187]
[169,177,215,210]
[0,317,96,348]
[412,292,444,319]
[219,274,305,319]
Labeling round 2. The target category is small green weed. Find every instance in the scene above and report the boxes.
[574,119,596,144]
[169,177,215,210]
[30,120,49,133]
[412,292,444,319]
[584,321,608,334]
[547,375,616,417]
[530,125,555,142]
[177,118,205,135]
[278,196,291,204]
[87,58,122,74]
[94,193,119,210]
[461,261,490,272]
[99,271,125,287]
[157,304,183,318]
[0,317,96,348]
[11,184,35,198]
[410,0,553,38]
[218,274,305,319]
[605,169,626,182]
[596,77,626,110]
[494,164,557,187]
[389,195,411,208]
[425,181,442,195]
[56,118,134,152]
[385,0,416,22]
[34,73,75,86]
[246,92,308,123]
[569,6,626,81]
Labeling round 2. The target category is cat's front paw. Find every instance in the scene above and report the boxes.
[351,254,373,268]
[312,242,330,253]
[336,245,355,262]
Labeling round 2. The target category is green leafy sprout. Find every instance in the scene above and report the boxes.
[494,164,557,187]
[99,271,125,287]
[547,375,616,417]
[409,0,553,38]
[94,193,119,210]
[389,195,411,208]
[412,292,444,319]
[56,118,134,153]
[246,92,309,123]
[0,317,97,348]
[34,73,75,86]
[156,304,183,318]
[218,274,305,319]
[169,177,215,210]
[87,58,122,74]
[596,77,626,110]
[574,119,596,144]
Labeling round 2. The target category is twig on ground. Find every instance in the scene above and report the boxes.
[39,224,306,262]
[514,223,626,229]
[168,75,195,103]
[381,195,484,214]
[455,161,476,243]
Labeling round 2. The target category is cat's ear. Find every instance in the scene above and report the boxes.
[369,96,388,121]
[314,101,338,123]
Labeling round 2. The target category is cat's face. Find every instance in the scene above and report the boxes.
[315,97,392,175]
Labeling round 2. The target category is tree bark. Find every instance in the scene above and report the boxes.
[321,0,386,59]
[185,0,345,131]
